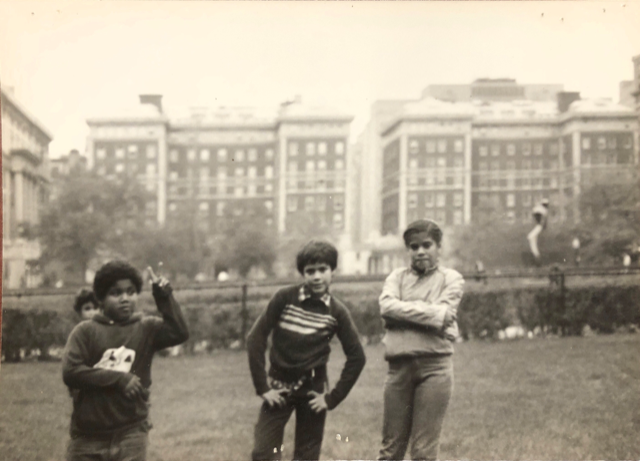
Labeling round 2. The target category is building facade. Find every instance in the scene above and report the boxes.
[1,88,52,288]
[378,95,638,239]
[85,95,353,249]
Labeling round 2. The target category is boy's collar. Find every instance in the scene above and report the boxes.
[92,312,143,326]
[410,264,438,277]
[299,285,331,307]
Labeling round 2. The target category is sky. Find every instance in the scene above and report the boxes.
[1,0,639,157]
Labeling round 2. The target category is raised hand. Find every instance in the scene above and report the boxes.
[147,266,169,288]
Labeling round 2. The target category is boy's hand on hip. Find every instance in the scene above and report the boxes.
[261,389,288,408]
[307,391,328,413]
[123,375,145,400]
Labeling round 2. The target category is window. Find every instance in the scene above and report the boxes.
[507,144,516,156]
[550,160,558,170]
[409,140,419,154]
[248,185,256,197]
[534,144,543,156]
[436,193,446,208]
[333,195,344,211]
[115,163,124,173]
[453,210,463,225]
[533,159,542,170]
[436,157,446,168]
[97,166,106,175]
[217,167,227,179]
[128,144,138,154]
[333,213,343,229]
[491,161,500,170]
[96,148,106,159]
[248,148,257,162]
[454,174,463,187]
[335,142,345,155]
[234,150,245,162]
[427,141,436,153]
[187,149,196,162]
[623,136,633,149]
[454,140,463,153]
[248,166,257,178]
[168,149,178,163]
[549,143,559,155]
[522,159,531,170]
[435,209,446,224]
[608,137,617,149]
[318,142,327,155]
[437,140,447,153]
[479,161,488,171]
[287,196,298,212]
[265,183,273,193]
[598,137,606,150]
[116,148,125,159]
[305,196,315,211]
[317,160,327,170]
[582,137,591,150]
[479,146,488,157]
[316,196,326,211]
[306,160,315,172]
[169,202,177,212]
[216,202,225,217]
[506,193,515,208]
[491,145,500,156]
[506,160,516,170]
[146,164,156,176]
[265,148,274,160]
[218,149,228,162]
[199,167,209,180]
[522,193,532,206]
[453,192,463,207]
[235,167,244,177]
[426,157,435,168]
[335,159,344,170]
[289,142,298,156]
[264,200,273,212]
[424,192,434,208]
[200,149,210,162]
[288,162,298,173]
[306,142,316,156]
[199,202,209,212]
[234,187,244,197]
[408,193,418,209]
[453,157,463,168]
[522,143,531,156]
[169,171,178,181]
[265,166,274,178]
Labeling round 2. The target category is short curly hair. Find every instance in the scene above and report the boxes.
[296,240,338,274]
[93,260,143,300]
[403,219,443,247]
[73,288,98,314]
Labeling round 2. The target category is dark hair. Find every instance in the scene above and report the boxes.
[73,288,98,314]
[93,260,143,300]
[403,219,443,247]
[296,240,338,274]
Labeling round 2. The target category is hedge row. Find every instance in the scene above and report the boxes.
[3,282,639,361]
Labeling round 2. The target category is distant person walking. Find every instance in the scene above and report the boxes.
[527,199,549,262]
[378,220,464,461]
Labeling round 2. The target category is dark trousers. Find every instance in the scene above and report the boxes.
[378,355,453,461]
[66,421,149,461]
[252,371,327,461]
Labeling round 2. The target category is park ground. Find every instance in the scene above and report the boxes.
[0,333,639,461]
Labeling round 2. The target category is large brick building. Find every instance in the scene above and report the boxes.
[85,95,352,240]
[1,87,52,288]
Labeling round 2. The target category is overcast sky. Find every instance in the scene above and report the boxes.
[1,0,638,157]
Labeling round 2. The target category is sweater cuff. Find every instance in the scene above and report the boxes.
[324,392,337,411]
[152,282,173,298]
[117,373,136,391]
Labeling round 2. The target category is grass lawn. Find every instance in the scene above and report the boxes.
[1,334,639,460]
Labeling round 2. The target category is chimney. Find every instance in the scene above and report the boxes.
[557,91,580,113]
[139,94,163,113]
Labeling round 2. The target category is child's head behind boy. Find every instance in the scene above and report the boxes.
[403,219,443,274]
[296,240,338,297]
[73,289,99,320]
[93,260,143,322]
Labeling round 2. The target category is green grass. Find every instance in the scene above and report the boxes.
[1,334,639,460]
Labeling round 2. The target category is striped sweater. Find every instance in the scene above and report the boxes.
[247,284,366,410]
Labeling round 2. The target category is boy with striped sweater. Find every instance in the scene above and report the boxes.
[247,240,366,461]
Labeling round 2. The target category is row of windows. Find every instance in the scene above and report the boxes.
[476,176,559,189]
[581,153,632,165]
[287,179,346,192]
[476,192,547,209]
[581,135,633,150]
[408,156,464,169]
[477,159,559,170]
[407,192,464,209]
[95,144,157,161]
[168,184,274,197]
[289,141,345,157]
[169,147,275,164]
[96,163,156,176]
[286,210,344,230]
[409,138,465,155]
[167,200,275,221]
[168,166,275,180]
[288,159,345,172]
[286,194,345,212]
[406,209,463,226]
[477,142,557,157]
[407,174,464,188]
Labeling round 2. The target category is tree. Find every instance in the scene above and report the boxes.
[38,171,150,284]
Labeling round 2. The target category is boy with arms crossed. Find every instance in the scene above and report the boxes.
[247,240,366,461]
[378,220,464,461]
[62,261,189,461]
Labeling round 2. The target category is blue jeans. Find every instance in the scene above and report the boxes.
[66,421,149,461]
[378,355,453,461]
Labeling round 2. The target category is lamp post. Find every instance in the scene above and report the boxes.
[571,237,581,267]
